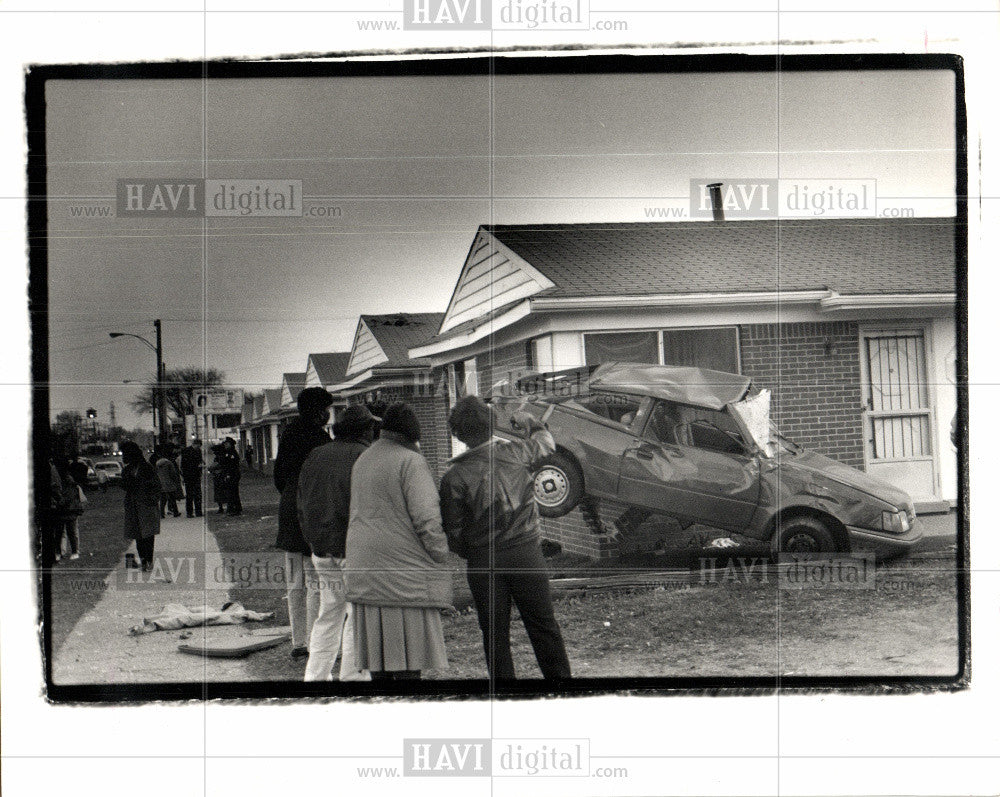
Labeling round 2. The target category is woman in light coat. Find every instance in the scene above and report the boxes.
[344,403,452,680]
[121,441,161,571]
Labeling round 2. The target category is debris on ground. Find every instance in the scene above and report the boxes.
[128,602,275,636]
[177,628,291,659]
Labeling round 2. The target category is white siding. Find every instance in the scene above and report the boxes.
[280,382,294,408]
[304,361,322,389]
[929,316,958,503]
[346,319,388,376]
[439,232,554,335]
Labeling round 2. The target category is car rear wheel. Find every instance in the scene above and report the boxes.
[532,453,584,518]
[774,515,838,555]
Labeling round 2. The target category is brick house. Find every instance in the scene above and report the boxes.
[329,313,452,477]
[409,217,958,557]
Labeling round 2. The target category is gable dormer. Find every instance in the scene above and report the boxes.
[438,228,554,335]
[345,318,389,376]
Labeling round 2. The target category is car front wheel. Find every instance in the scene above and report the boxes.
[532,453,584,518]
[774,515,838,555]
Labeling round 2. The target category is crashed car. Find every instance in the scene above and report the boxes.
[489,363,921,559]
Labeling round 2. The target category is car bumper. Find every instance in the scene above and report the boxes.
[846,519,923,560]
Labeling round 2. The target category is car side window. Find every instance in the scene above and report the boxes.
[646,401,746,454]
[575,391,642,427]
[644,400,684,444]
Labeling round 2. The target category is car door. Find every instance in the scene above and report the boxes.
[617,399,760,532]
[551,391,646,500]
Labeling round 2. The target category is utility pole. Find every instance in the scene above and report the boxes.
[155,319,167,446]
[109,401,116,429]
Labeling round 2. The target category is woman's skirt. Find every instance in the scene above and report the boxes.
[352,603,448,672]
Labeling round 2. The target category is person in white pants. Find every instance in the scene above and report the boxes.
[297,404,380,682]
[304,555,367,681]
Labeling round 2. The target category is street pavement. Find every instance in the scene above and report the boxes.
[52,514,277,685]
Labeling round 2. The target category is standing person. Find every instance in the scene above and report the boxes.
[440,396,571,682]
[180,439,204,518]
[208,444,227,514]
[297,405,380,682]
[345,403,451,681]
[54,459,84,561]
[121,441,160,572]
[220,438,242,516]
[45,457,66,567]
[154,446,183,519]
[274,387,334,658]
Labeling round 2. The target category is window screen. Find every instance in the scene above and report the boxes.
[662,327,739,373]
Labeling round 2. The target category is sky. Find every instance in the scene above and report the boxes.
[43,67,956,430]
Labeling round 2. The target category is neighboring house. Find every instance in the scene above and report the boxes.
[409,217,959,557]
[280,372,308,409]
[305,351,352,391]
[329,312,449,475]
[240,387,291,473]
[304,351,352,435]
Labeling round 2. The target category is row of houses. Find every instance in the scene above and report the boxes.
[239,215,959,558]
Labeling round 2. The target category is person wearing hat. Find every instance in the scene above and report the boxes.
[274,385,335,657]
[439,395,571,681]
[296,404,380,682]
[344,402,452,680]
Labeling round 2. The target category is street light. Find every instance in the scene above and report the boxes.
[110,319,167,445]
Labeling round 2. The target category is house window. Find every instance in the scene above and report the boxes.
[584,331,659,365]
[662,327,739,373]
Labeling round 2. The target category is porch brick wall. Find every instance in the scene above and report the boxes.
[347,375,451,479]
[739,321,864,468]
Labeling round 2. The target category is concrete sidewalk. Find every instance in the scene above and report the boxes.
[52,515,280,685]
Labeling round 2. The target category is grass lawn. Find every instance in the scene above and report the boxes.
[206,468,960,682]
[48,485,132,654]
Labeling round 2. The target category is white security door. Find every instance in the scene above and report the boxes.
[860,328,937,501]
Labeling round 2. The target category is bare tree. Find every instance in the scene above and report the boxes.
[129,367,225,425]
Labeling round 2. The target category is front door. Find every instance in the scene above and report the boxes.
[860,328,937,501]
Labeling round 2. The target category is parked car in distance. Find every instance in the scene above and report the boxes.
[78,457,108,492]
[489,363,921,560]
[94,459,123,484]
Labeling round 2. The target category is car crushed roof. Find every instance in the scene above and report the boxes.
[590,363,752,409]
[512,362,752,411]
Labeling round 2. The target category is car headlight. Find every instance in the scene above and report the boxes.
[881,509,912,534]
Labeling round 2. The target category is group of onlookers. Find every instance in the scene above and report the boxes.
[276,386,572,683]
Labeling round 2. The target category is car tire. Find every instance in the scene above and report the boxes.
[532,453,584,518]
[773,515,838,555]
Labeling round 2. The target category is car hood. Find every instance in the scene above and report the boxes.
[779,448,912,507]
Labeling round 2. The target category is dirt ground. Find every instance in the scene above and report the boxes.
[207,470,961,682]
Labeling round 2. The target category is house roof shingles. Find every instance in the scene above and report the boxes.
[309,352,351,386]
[263,388,282,410]
[361,313,445,368]
[486,217,955,298]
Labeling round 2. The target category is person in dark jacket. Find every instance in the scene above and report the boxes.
[220,438,242,515]
[274,386,335,656]
[180,439,204,517]
[121,441,161,572]
[439,395,571,681]
[296,404,380,682]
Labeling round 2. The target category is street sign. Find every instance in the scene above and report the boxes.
[193,388,245,415]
